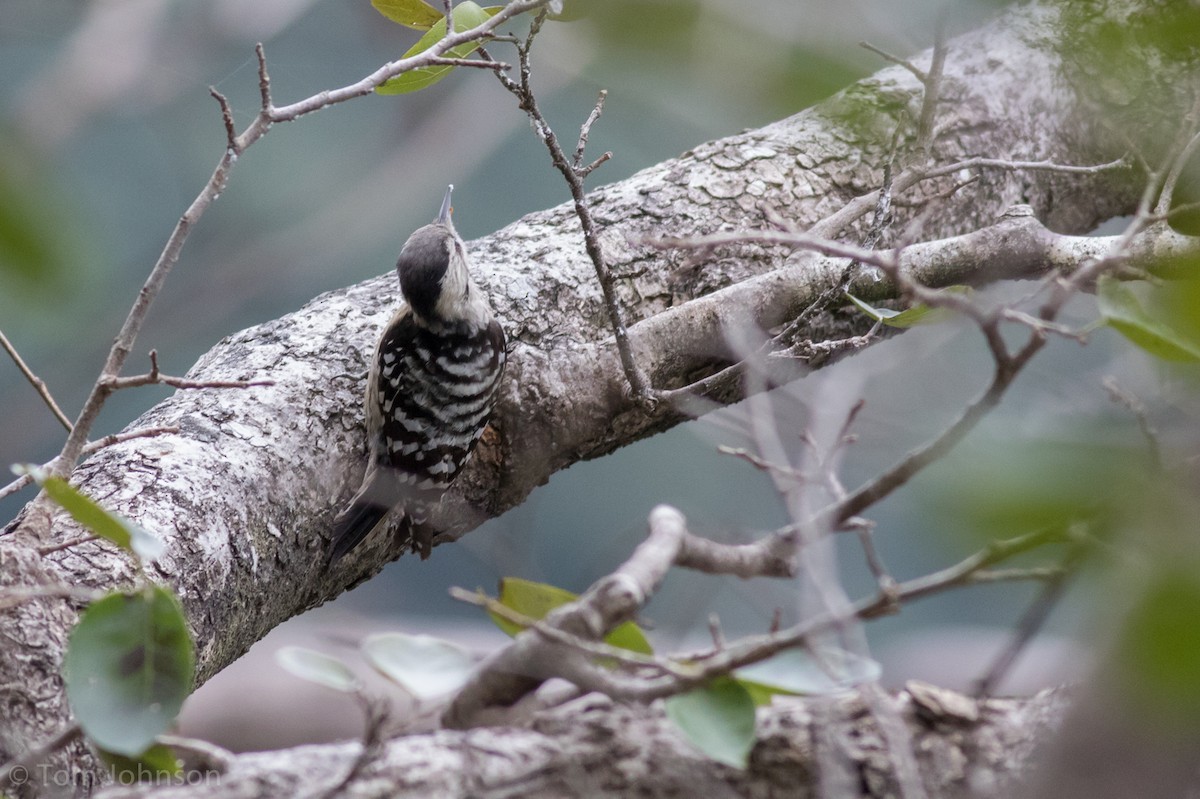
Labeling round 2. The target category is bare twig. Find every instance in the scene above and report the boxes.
[973,539,1088,697]
[445,505,1067,723]
[1103,377,1163,469]
[441,0,454,41]
[0,426,179,503]
[1152,95,1200,216]
[572,90,610,172]
[0,724,82,792]
[919,154,1130,182]
[858,41,928,82]
[0,584,105,612]
[449,586,687,675]
[484,15,653,404]
[426,56,511,71]
[40,0,549,488]
[0,329,72,432]
[209,88,237,151]
[915,24,947,154]
[101,351,273,392]
[318,691,390,799]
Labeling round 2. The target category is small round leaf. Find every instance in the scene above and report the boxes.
[64,587,195,757]
[665,677,757,769]
[363,632,476,700]
[275,646,359,693]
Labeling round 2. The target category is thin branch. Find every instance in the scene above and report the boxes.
[449,586,687,676]
[444,506,796,726]
[40,0,549,487]
[915,23,947,153]
[441,0,454,42]
[209,87,237,151]
[1153,94,1200,216]
[426,56,512,71]
[973,540,1087,697]
[255,43,272,113]
[573,90,608,171]
[919,155,1130,182]
[101,350,274,392]
[81,425,181,456]
[1103,377,1163,470]
[317,691,390,799]
[0,329,73,432]
[36,535,99,556]
[484,15,654,404]
[498,522,1069,707]
[0,724,82,792]
[858,41,928,82]
[0,426,179,503]
[446,505,1068,721]
[0,584,105,612]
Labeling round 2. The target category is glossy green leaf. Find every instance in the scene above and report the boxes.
[1098,275,1200,362]
[63,587,195,757]
[488,577,653,655]
[275,646,360,693]
[845,287,968,329]
[665,677,757,768]
[363,632,476,699]
[735,647,882,705]
[377,3,500,95]
[14,465,165,562]
[100,743,183,784]
[372,0,443,29]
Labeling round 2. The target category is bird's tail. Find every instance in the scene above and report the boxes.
[328,500,390,564]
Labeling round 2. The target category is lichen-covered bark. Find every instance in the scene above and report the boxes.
[1,0,1188,791]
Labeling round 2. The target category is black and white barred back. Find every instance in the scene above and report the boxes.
[330,186,506,562]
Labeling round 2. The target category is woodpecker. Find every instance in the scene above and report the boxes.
[330,185,506,562]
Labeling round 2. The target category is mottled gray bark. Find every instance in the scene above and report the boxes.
[0,0,1187,795]
[89,685,1067,799]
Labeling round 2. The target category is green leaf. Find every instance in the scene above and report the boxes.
[923,431,1144,545]
[1117,569,1200,726]
[488,577,653,655]
[1097,275,1200,362]
[735,648,881,705]
[275,646,360,693]
[665,677,757,769]
[14,465,165,562]
[376,2,501,95]
[845,287,968,329]
[372,0,444,29]
[99,743,182,784]
[63,587,195,757]
[363,632,476,700]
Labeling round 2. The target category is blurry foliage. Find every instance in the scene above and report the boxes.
[569,0,863,120]
[1098,275,1200,363]
[0,136,74,292]
[923,433,1149,546]
[1057,0,1200,160]
[1116,568,1200,728]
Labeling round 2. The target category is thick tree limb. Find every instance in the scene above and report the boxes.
[89,687,1067,799]
[1,1,1195,789]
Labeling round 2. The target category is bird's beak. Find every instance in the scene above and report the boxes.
[438,184,454,225]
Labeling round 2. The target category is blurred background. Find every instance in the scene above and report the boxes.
[1,0,1125,752]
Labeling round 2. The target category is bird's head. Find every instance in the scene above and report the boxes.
[396,185,482,326]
